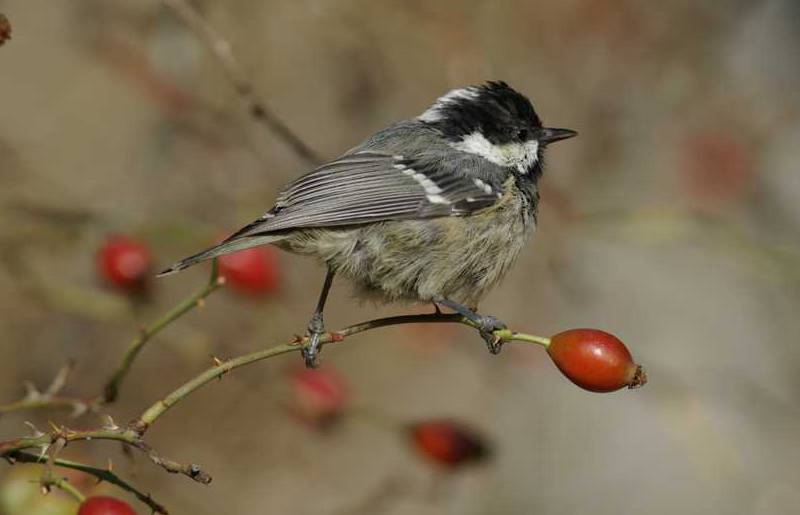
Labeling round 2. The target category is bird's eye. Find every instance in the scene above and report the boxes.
[516,128,529,141]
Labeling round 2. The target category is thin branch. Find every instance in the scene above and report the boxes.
[102,261,225,403]
[1,264,225,417]
[0,423,211,485]
[130,313,550,433]
[161,0,323,165]
[40,473,86,504]
[0,392,99,418]
[0,362,99,417]
[0,311,548,491]
[7,451,168,514]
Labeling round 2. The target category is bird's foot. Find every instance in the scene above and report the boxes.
[302,313,324,368]
[478,315,507,355]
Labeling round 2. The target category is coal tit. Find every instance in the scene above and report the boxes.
[160,81,577,367]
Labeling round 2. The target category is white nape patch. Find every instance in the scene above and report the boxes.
[395,164,450,204]
[418,87,479,122]
[451,132,539,174]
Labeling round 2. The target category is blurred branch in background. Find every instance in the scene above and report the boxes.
[0,363,96,418]
[161,0,323,165]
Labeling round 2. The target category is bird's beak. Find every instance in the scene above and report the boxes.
[539,127,578,144]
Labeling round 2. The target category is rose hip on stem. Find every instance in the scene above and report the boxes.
[97,235,152,293]
[291,365,348,427]
[546,329,646,392]
[0,14,10,45]
[218,246,280,295]
[408,420,490,469]
[78,496,137,515]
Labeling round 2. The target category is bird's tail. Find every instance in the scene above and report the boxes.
[157,234,284,277]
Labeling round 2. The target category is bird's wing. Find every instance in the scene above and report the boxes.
[227,151,504,239]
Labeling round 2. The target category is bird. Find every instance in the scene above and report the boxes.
[159,81,577,367]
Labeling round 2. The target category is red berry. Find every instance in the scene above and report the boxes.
[291,366,348,426]
[97,235,152,292]
[547,329,646,392]
[78,496,136,515]
[218,246,279,295]
[0,14,11,46]
[409,420,490,469]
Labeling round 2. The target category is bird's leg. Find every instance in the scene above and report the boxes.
[434,298,507,354]
[302,267,336,368]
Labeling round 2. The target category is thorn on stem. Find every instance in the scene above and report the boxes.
[102,415,120,431]
[24,421,44,437]
[23,381,39,399]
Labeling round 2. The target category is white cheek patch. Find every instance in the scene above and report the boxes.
[451,132,539,174]
[394,164,450,204]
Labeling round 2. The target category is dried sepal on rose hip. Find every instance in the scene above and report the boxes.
[546,329,646,392]
[408,419,491,469]
[78,496,137,515]
[218,246,280,296]
[97,234,153,293]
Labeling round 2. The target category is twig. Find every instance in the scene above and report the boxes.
[1,264,225,417]
[0,362,99,417]
[102,260,225,403]
[130,312,549,433]
[0,423,211,485]
[1,312,549,489]
[7,451,168,514]
[161,0,323,165]
[40,473,86,504]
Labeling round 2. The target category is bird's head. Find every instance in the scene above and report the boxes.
[419,81,576,175]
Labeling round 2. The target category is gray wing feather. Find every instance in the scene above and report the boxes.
[228,151,502,239]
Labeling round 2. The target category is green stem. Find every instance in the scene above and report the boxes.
[1,307,552,494]
[8,451,169,514]
[43,475,86,504]
[132,312,551,432]
[102,261,223,403]
[495,329,551,347]
[0,396,95,416]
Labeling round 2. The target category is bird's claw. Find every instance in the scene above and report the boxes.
[478,315,506,355]
[302,313,324,368]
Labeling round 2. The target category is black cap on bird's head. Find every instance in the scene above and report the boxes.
[419,81,576,149]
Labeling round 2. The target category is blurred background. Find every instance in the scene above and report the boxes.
[1,1,799,514]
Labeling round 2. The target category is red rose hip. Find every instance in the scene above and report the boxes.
[409,420,490,469]
[97,235,152,292]
[78,496,136,515]
[547,329,646,392]
[0,14,11,46]
[291,365,348,426]
[218,246,279,295]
